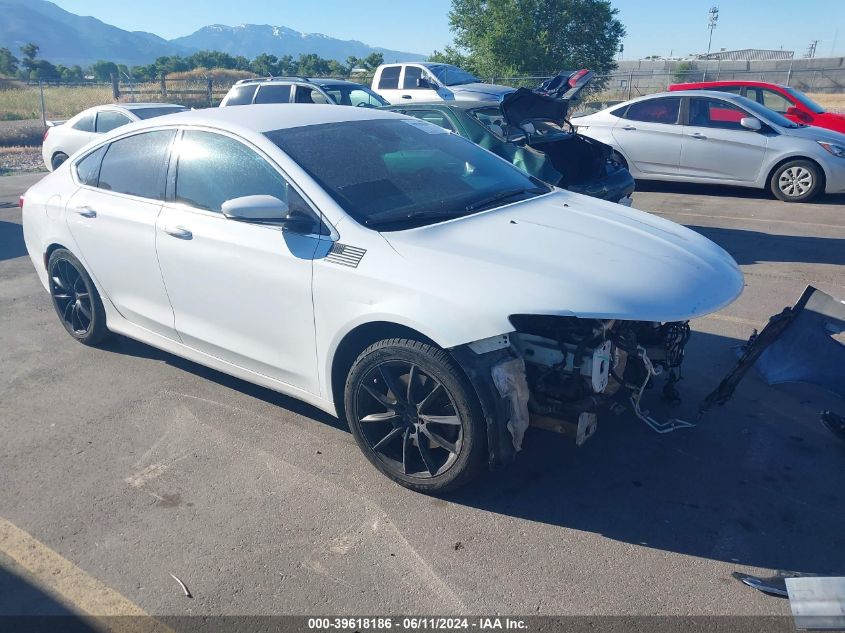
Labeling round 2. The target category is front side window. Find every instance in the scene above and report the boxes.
[96,111,132,134]
[378,66,401,90]
[624,97,681,124]
[266,119,550,230]
[75,145,107,186]
[72,113,95,132]
[293,86,328,104]
[97,130,175,199]
[688,97,747,129]
[402,67,423,90]
[320,85,387,107]
[709,85,743,95]
[426,64,479,87]
[225,84,258,106]
[255,84,292,104]
[755,88,792,114]
[174,130,305,214]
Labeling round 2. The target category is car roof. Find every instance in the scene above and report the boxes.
[383,101,500,111]
[143,103,407,133]
[235,77,365,87]
[120,103,188,109]
[617,89,751,103]
[671,80,787,90]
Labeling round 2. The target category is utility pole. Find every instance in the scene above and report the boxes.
[804,40,818,58]
[706,6,719,55]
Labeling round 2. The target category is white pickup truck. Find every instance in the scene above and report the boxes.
[371,62,515,104]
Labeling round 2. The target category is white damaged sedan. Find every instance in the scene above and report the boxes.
[21,105,743,492]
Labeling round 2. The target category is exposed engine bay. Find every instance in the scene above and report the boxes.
[490,315,694,451]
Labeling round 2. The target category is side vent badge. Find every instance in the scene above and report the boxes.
[326,243,366,268]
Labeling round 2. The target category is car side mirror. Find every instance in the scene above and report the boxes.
[740,117,762,131]
[786,106,810,121]
[222,195,289,223]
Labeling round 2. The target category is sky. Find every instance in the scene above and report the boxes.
[50,0,845,59]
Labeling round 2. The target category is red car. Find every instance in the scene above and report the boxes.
[669,80,845,134]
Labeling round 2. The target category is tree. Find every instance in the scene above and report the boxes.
[296,53,330,76]
[428,46,471,70]
[91,60,119,82]
[19,42,39,75]
[446,0,625,78]
[0,47,18,76]
[362,52,384,71]
[250,53,279,76]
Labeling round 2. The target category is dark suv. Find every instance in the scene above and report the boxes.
[220,77,388,108]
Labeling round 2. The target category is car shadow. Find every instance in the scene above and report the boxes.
[102,324,845,576]
[635,179,845,205]
[687,224,845,266]
[0,564,96,629]
[440,328,845,576]
[0,220,27,261]
[98,335,346,432]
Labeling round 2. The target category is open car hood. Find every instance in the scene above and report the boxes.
[501,69,594,127]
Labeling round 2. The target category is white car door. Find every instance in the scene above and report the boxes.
[679,96,769,182]
[55,110,99,157]
[611,96,683,176]
[397,65,442,103]
[373,65,405,104]
[155,129,325,393]
[65,130,178,339]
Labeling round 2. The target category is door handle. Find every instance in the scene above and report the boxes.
[401,95,412,99]
[75,206,96,218]
[621,125,637,130]
[162,225,192,239]
[691,133,707,140]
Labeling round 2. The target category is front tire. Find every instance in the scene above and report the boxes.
[344,338,487,494]
[51,152,69,171]
[48,249,109,346]
[770,159,822,202]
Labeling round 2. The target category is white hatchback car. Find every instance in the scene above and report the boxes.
[22,105,743,492]
[42,103,187,171]
[574,90,845,202]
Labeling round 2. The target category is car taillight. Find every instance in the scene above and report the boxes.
[43,128,50,142]
[18,195,24,209]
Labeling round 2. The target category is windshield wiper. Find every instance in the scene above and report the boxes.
[463,187,547,212]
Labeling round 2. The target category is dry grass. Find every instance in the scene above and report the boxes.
[0,84,116,120]
[807,93,845,113]
[0,145,45,175]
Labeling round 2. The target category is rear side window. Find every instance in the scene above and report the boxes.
[72,113,95,132]
[688,97,746,129]
[225,84,258,106]
[378,66,401,90]
[747,88,792,114]
[254,84,292,104]
[97,130,175,199]
[96,111,132,133]
[174,130,292,213]
[624,97,681,124]
[75,145,107,186]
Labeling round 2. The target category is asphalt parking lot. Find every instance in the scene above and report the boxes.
[1,171,844,621]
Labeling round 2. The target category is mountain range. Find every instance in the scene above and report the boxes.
[0,0,426,67]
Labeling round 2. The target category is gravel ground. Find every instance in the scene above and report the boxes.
[0,146,46,175]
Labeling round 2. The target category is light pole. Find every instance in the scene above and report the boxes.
[707,6,719,55]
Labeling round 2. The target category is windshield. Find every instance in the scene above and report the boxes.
[320,84,387,108]
[265,118,550,230]
[426,64,479,87]
[783,86,825,114]
[132,106,188,120]
[732,95,801,128]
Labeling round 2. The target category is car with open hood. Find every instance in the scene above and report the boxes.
[384,70,635,204]
[21,104,743,493]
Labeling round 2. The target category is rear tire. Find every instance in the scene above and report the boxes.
[47,248,109,346]
[770,159,822,202]
[51,152,69,171]
[344,338,487,494]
